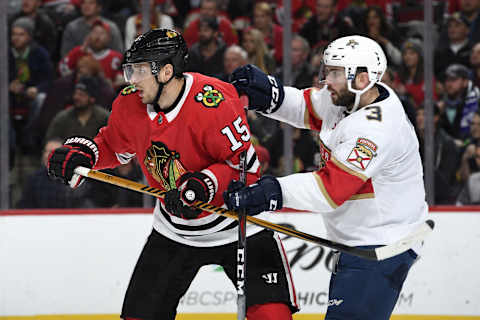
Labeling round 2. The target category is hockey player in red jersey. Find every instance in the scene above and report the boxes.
[47,29,298,320]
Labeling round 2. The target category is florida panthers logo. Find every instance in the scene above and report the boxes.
[144,141,187,190]
[195,85,224,108]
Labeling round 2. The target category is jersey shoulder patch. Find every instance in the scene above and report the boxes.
[121,85,138,96]
[346,137,378,171]
[194,84,225,108]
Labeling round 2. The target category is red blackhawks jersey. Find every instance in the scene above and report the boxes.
[265,83,428,247]
[59,46,123,83]
[93,73,263,247]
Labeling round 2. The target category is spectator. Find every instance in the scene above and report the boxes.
[32,55,115,149]
[361,5,402,68]
[241,27,276,74]
[416,105,461,204]
[16,138,79,208]
[183,0,238,47]
[382,67,417,130]
[470,41,480,88]
[45,76,110,142]
[395,38,432,108]
[276,34,315,89]
[185,16,227,77]
[101,0,139,38]
[124,0,174,49]
[299,0,354,50]
[9,0,58,60]
[217,45,248,81]
[59,19,124,88]
[457,170,480,205]
[434,12,473,79]
[459,0,480,44]
[458,111,480,182]
[9,16,53,150]
[61,0,123,58]
[438,63,480,142]
[252,2,283,64]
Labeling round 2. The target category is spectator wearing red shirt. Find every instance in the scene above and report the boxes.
[183,0,238,47]
[59,19,124,88]
[253,2,283,64]
[395,38,436,108]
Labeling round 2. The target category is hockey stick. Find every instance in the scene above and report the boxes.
[236,150,247,320]
[73,166,435,261]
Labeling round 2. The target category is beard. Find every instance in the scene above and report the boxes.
[330,86,356,109]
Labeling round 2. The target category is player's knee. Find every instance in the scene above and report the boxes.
[247,302,292,320]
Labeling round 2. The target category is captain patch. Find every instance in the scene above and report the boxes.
[347,138,378,170]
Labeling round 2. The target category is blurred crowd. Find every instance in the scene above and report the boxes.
[6,0,480,208]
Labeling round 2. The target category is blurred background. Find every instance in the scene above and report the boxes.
[0,0,478,209]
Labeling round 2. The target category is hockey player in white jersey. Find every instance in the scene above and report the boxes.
[224,35,429,319]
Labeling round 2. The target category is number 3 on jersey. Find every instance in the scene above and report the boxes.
[221,116,251,151]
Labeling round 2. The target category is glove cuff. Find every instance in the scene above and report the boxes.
[178,171,216,204]
[258,175,283,211]
[64,136,99,166]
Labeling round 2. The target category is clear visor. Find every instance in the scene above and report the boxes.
[122,62,153,83]
[318,64,346,86]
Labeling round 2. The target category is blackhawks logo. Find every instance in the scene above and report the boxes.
[195,85,224,108]
[144,141,187,191]
[121,85,137,96]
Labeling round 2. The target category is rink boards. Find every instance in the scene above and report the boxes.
[1,208,479,319]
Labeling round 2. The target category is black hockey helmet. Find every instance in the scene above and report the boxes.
[123,28,188,77]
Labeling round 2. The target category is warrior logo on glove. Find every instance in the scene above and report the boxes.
[144,141,187,190]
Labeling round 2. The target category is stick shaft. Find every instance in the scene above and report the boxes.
[74,167,433,261]
[237,151,247,320]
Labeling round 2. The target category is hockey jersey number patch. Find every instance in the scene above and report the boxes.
[347,138,378,170]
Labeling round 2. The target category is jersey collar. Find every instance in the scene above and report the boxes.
[146,73,194,122]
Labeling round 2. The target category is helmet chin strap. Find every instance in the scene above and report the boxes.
[153,73,174,107]
[346,78,375,114]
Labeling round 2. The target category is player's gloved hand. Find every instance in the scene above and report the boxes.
[223,176,283,216]
[164,171,216,219]
[229,64,284,114]
[47,136,99,188]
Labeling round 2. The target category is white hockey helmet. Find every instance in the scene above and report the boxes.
[323,35,387,112]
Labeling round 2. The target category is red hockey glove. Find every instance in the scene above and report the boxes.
[164,171,216,219]
[47,136,99,188]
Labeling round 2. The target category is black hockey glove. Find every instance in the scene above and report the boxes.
[47,136,99,188]
[223,176,283,216]
[229,64,285,114]
[164,171,216,219]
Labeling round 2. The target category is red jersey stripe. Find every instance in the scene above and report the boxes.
[313,156,374,208]
[303,88,323,131]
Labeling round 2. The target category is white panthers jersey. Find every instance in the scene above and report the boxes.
[266,83,428,246]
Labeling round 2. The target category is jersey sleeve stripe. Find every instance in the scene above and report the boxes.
[313,173,339,209]
[330,156,369,182]
[313,156,374,207]
[303,88,323,131]
[349,193,374,200]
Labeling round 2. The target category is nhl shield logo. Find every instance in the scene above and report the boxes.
[195,85,224,108]
[347,138,378,170]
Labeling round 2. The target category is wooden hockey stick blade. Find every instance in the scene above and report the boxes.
[74,166,434,261]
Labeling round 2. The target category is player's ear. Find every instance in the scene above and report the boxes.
[355,71,370,90]
[162,63,174,80]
